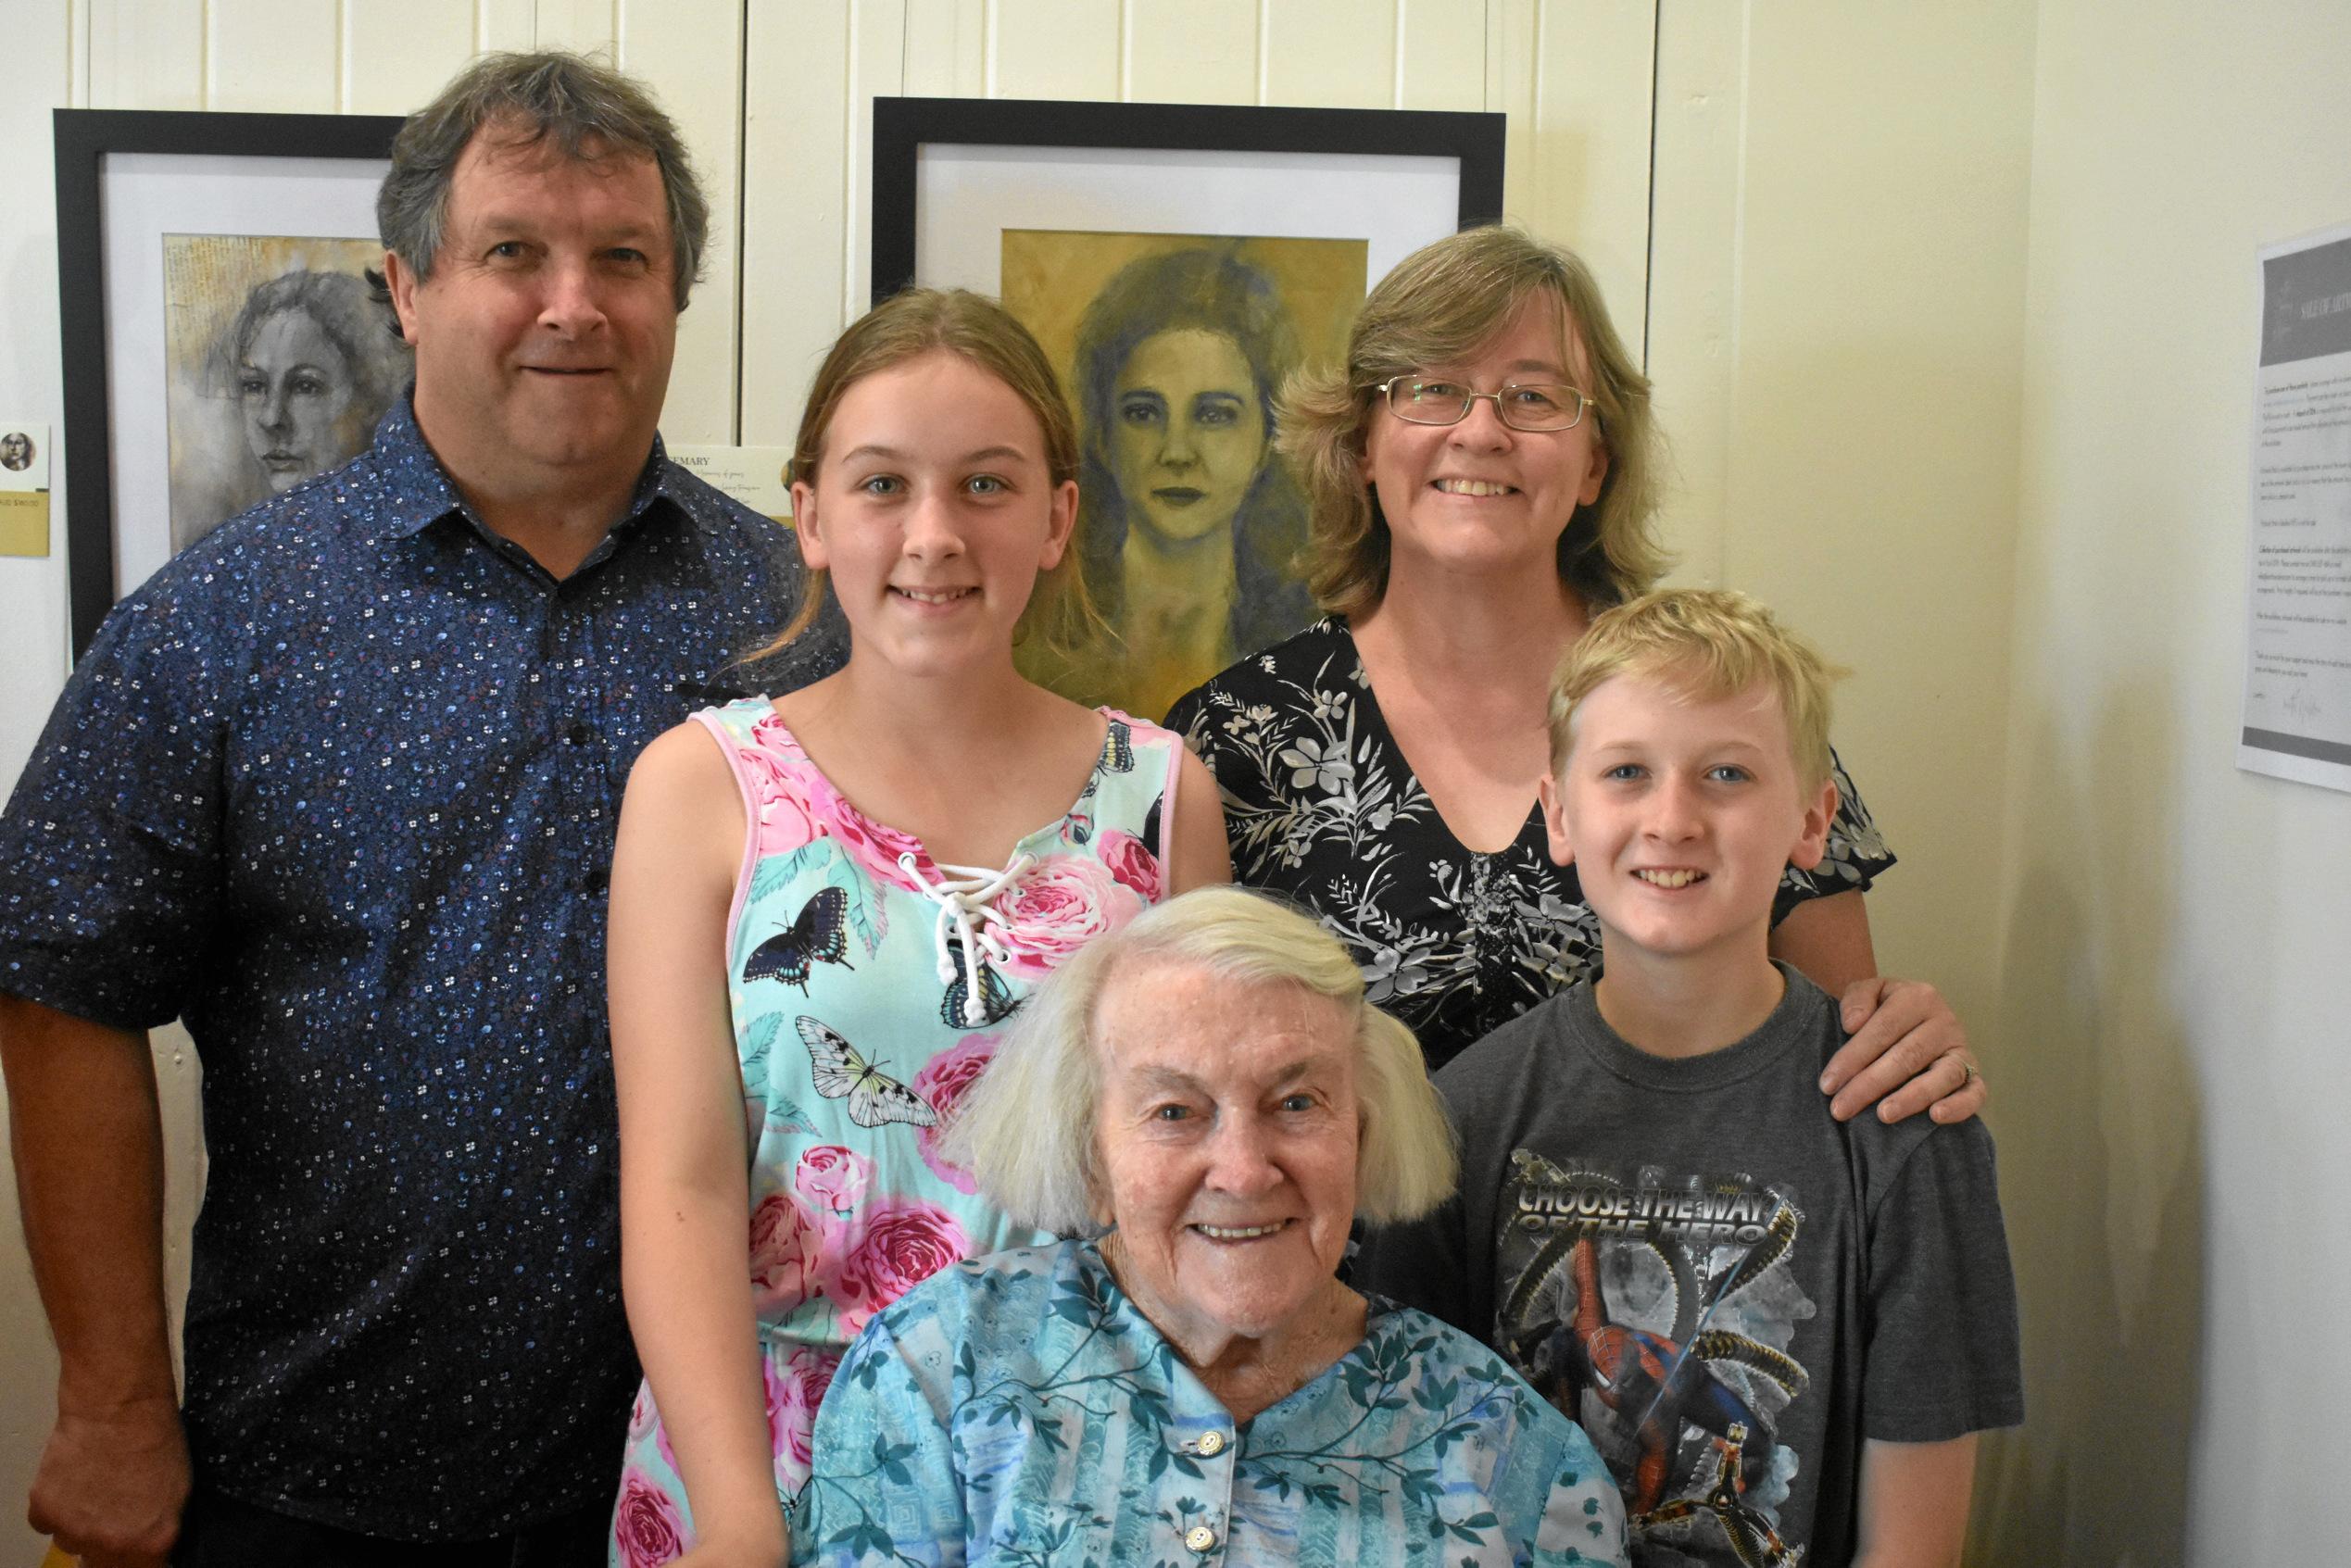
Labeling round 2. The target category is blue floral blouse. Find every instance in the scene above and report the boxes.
[790,1239,1629,1566]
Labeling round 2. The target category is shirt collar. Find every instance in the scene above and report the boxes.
[365,395,685,546]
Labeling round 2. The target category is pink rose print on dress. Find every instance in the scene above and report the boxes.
[747,1191,823,1314]
[911,1033,998,1194]
[793,1144,873,1215]
[834,1198,970,1336]
[748,709,797,751]
[815,788,937,892]
[627,1384,658,1442]
[1094,829,1162,902]
[612,1468,690,1568]
[990,855,1127,980]
[737,753,822,859]
[766,1344,845,1497]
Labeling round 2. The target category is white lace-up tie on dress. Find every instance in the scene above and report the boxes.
[898,849,1034,1026]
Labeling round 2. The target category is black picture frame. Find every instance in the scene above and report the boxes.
[55,108,403,658]
[869,95,1505,303]
[867,95,1504,720]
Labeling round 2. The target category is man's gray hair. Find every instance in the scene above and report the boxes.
[943,887,1459,1236]
[377,50,709,312]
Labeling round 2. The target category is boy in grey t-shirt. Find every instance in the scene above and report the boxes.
[1354,590,2021,1568]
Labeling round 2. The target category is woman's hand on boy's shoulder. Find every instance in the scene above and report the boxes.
[1825,978,1987,1126]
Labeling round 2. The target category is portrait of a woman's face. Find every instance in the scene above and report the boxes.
[1111,328,1270,548]
[1000,230,1365,717]
[239,308,362,493]
[0,433,30,472]
[162,235,415,558]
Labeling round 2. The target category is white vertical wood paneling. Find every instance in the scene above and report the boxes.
[477,0,535,51]
[533,0,618,54]
[740,0,851,445]
[1396,0,1485,112]
[845,1,909,317]
[1645,0,1740,582]
[618,0,744,442]
[739,0,912,445]
[1263,0,1398,109]
[69,0,92,107]
[84,0,204,107]
[903,0,985,97]
[1491,0,1540,216]
[207,0,341,110]
[988,0,1118,100]
[1490,0,1653,349]
[1124,0,1260,106]
[342,0,482,116]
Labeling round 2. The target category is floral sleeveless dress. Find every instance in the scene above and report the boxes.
[610,698,1182,1567]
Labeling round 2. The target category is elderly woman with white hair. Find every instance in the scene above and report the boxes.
[788,887,1628,1566]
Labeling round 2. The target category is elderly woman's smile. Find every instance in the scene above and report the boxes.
[791,889,1629,1565]
[1092,957,1364,1364]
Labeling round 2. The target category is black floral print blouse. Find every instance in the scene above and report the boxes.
[1166,619,1896,1072]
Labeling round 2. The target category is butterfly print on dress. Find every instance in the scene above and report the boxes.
[797,1016,938,1128]
[938,934,1022,1030]
[745,887,853,994]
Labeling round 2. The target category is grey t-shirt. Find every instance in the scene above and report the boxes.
[1354,967,2023,1568]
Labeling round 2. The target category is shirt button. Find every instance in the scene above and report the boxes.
[566,723,592,746]
[1195,1430,1226,1456]
[583,866,610,894]
[1184,1524,1217,1553]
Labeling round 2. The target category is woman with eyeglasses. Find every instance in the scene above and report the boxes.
[1166,225,1986,1115]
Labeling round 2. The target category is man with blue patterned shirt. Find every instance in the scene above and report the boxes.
[0,53,834,1566]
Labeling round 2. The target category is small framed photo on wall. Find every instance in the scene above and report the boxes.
[55,108,406,657]
[869,96,1504,720]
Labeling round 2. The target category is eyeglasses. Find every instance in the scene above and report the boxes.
[1373,374,1594,433]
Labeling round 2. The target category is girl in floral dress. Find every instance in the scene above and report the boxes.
[604,290,1229,1567]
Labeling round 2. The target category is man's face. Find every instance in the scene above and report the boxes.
[386,125,678,498]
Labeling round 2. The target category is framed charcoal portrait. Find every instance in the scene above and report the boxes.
[871,97,1503,721]
[56,108,406,656]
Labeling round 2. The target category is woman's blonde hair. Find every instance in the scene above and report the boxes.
[756,287,1099,656]
[1282,225,1667,617]
[942,886,1458,1236]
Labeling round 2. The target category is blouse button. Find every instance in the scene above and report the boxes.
[1184,1524,1218,1553]
[1196,1430,1226,1456]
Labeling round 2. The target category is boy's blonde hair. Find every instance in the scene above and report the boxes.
[1547,588,1842,791]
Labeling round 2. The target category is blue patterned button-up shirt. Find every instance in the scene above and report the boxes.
[791,1240,1629,1567]
[0,401,839,1539]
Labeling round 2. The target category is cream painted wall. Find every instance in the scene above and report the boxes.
[1980,1,2351,1562]
[1650,0,2039,1050]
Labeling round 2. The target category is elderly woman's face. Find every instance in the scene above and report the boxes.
[1092,957,1359,1348]
[1109,329,1269,548]
[240,309,358,492]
